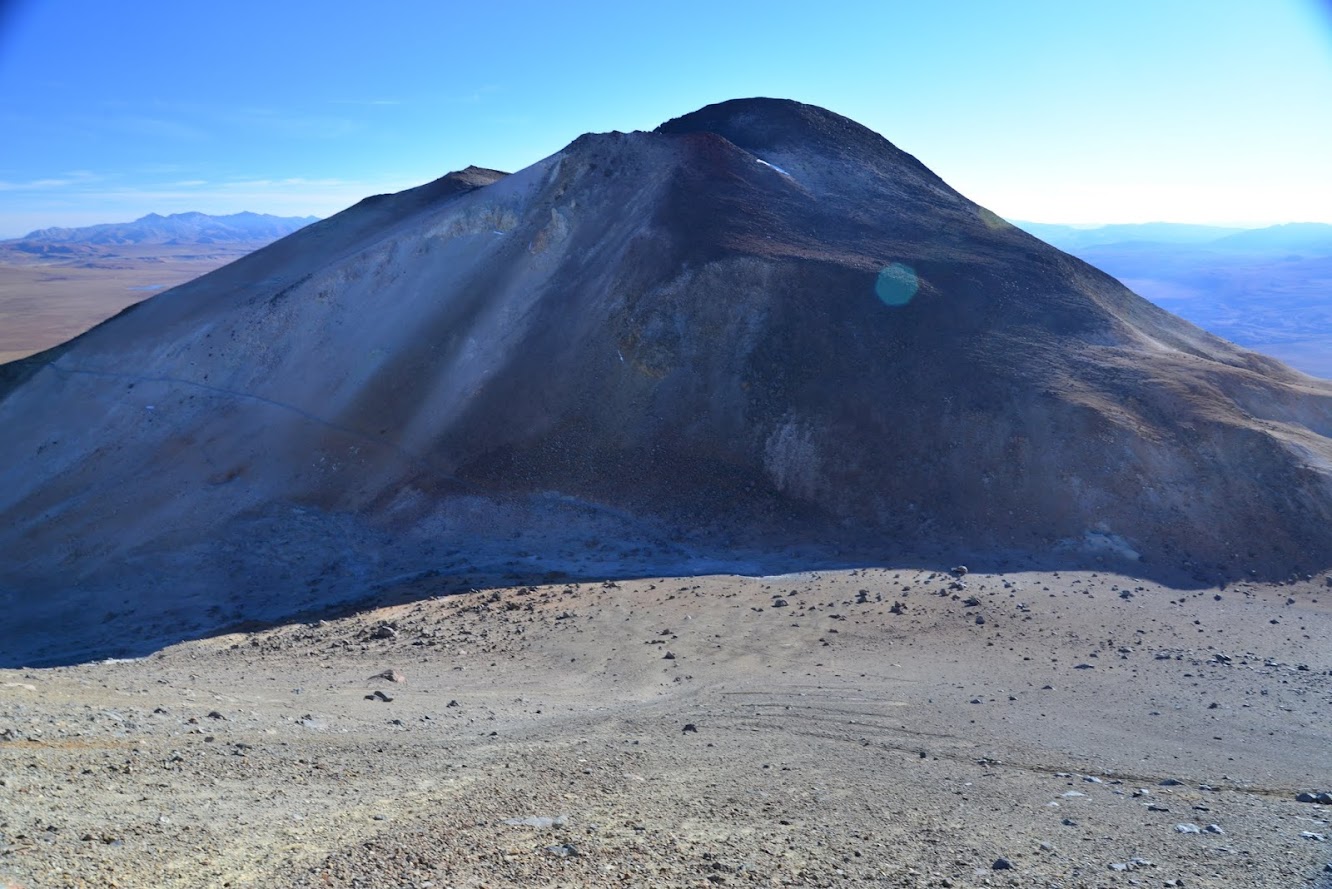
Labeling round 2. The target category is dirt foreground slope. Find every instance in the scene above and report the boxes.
[2,567,1328,888]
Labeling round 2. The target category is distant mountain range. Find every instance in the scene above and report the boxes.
[7,211,319,251]
[1016,221,1249,249]
[1015,221,1332,254]
[1013,221,1332,378]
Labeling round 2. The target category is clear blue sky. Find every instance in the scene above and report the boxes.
[1,0,1330,237]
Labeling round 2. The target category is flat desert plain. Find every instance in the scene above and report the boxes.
[0,246,248,364]
[1,566,1329,888]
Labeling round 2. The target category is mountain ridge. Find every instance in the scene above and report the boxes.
[2,97,1330,665]
[11,210,320,248]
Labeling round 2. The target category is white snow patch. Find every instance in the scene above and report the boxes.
[756,158,793,178]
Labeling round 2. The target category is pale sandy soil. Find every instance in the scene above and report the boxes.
[1,567,1329,888]
[0,247,249,363]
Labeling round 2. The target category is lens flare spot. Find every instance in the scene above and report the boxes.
[875,263,918,307]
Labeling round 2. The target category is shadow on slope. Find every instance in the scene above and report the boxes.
[2,495,1215,669]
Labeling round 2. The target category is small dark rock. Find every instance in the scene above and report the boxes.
[991,857,1013,870]
[682,723,698,734]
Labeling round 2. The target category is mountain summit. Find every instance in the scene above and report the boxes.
[3,98,1331,664]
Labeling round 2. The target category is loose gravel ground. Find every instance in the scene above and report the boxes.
[2,567,1329,888]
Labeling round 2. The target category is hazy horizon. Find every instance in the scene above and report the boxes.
[6,209,1331,244]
